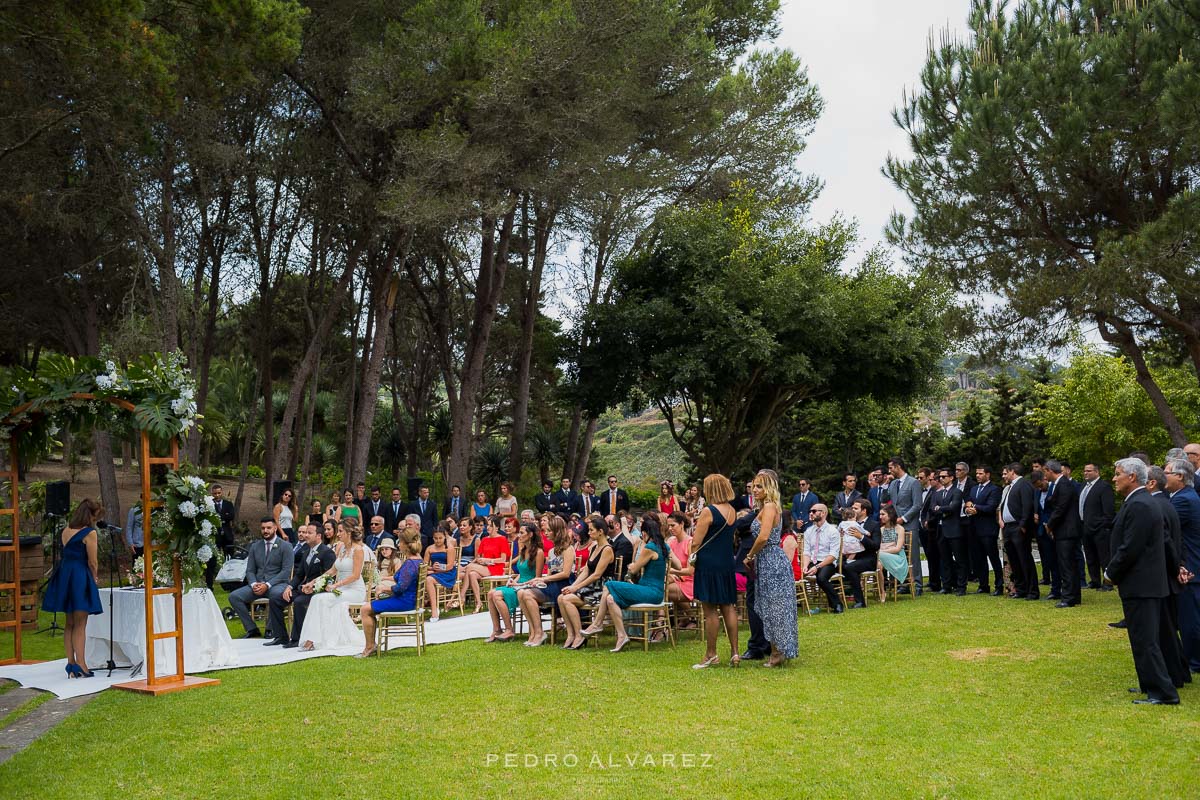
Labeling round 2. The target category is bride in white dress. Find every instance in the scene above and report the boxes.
[300,517,367,651]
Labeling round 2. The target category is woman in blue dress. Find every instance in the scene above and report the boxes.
[690,474,739,669]
[582,515,680,652]
[42,498,104,678]
[358,531,423,657]
[743,470,798,667]
[423,523,458,622]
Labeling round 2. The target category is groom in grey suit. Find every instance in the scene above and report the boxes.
[889,458,923,590]
[229,518,294,638]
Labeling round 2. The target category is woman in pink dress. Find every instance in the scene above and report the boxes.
[664,511,697,629]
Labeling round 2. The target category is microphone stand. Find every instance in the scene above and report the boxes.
[99,522,133,676]
[36,514,65,637]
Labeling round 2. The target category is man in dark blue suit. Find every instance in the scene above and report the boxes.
[551,477,578,520]
[789,478,820,533]
[1106,458,1178,704]
[967,466,1003,595]
[1167,458,1200,676]
[410,485,439,549]
[866,468,888,523]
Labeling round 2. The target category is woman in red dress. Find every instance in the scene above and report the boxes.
[657,481,679,515]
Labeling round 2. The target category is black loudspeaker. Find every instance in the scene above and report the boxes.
[45,481,70,516]
[406,477,424,502]
[271,480,293,504]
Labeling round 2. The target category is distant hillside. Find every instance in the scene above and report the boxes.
[590,407,691,491]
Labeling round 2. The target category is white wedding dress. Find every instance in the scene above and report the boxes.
[299,545,366,651]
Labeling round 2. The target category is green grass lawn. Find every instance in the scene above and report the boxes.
[2,588,1198,800]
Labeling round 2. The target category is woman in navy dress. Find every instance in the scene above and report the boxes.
[690,474,739,669]
[42,498,104,678]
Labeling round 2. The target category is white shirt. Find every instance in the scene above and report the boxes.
[1001,477,1020,524]
[803,522,840,563]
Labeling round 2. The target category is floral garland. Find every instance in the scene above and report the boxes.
[0,350,199,461]
[148,469,223,589]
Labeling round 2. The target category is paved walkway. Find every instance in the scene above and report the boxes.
[0,681,92,766]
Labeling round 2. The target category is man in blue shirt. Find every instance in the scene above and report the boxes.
[124,504,144,558]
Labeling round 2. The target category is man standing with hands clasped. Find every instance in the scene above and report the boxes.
[1106,458,1180,705]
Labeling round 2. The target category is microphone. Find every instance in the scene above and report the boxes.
[99,522,123,533]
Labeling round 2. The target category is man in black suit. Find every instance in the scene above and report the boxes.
[385,487,405,534]
[917,468,941,594]
[354,482,371,521]
[599,475,630,518]
[364,486,384,526]
[1147,466,1190,689]
[952,462,977,583]
[443,484,465,521]
[551,477,578,520]
[411,485,438,549]
[933,468,967,594]
[267,524,336,648]
[1079,462,1116,591]
[966,466,1003,595]
[1043,460,1082,607]
[1106,458,1179,704]
[831,473,862,523]
[534,480,555,515]
[578,479,601,518]
[205,483,237,589]
[1000,463,1039,600]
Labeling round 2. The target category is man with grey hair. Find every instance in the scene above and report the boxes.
[1106,458,1178,704]
[1147,465,1190,688]
[1165,458,1200,677]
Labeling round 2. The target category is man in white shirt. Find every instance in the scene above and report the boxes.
[800,505,844,613]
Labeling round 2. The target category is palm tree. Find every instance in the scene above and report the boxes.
[470,439,510,500]
[525,423,562,485]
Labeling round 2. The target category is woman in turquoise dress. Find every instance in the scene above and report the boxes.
[582,515,679,652]
[690,474,739,669]
[876,506,910,597]
[42,498,104,678]
[485,522,544,642]
[423,524,458,621]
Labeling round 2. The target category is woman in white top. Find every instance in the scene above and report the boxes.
[495,482,518,519]
[299,517,367,651]
[274,488,297,544]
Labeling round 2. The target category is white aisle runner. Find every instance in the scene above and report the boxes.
[0,611,493,700]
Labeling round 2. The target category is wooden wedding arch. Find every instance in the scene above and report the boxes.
[0,393,218,694]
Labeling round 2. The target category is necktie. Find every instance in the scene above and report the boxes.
[453,498,459,515]
[306,545,317,565]
[421,500,426,515]
[393,503,399,519]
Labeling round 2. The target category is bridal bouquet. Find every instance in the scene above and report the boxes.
[312,575,341,596]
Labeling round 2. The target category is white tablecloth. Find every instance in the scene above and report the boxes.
[85,588,238,676]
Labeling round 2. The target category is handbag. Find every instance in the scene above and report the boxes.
[688,508,731,565]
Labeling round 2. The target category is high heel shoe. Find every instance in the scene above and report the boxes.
[729,654,740,668]
[580,626,603,637]
[610,636,631,653]
[80,667,95,677]
[691,655,719,670]
[567,639,587,650]
[65,664,82,679]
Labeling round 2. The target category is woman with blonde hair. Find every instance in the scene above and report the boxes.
[689,474,739,668]
[742,469,798,667]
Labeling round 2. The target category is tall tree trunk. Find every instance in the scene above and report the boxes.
[446,208,516,492]
[571,415,598,486]
[158,136,180,353]
[297,354,321,509]
[234,402,259,519]
[187,181,231,465]
[271,244,361,482]
[93,432,120,527]
[563,403,583,480]
[508,200,556,481]
[1097,313,1187,446]
[342,273,368,482]
[349,270,400,484]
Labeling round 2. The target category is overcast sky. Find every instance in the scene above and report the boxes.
[777,0,971,265]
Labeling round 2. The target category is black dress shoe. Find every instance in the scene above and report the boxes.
[241,629,262,639]
[939,589,952,595]
[739,651,766,661]
[1024,595,1040,601]
[1128,687,1142,693]
[1046,593,1062,601]
[1133,698,1179,705]
[851,602,867,609]
[975,587,990,594]
[281,641,299,649]
[954,589,966,596]
[991,588,1004,597]
[263,638,287,646]
[1040,579,1051,586]
[1055,601,1077,608]
[1109,620,1128,629]
[1098,585,1114,592]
